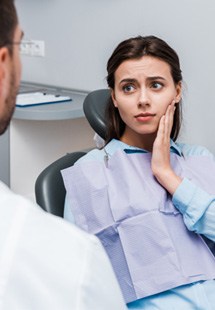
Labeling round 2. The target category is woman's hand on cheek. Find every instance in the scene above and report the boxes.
[151,102,182,195]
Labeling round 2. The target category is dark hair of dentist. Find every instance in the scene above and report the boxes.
[0,0,18,55]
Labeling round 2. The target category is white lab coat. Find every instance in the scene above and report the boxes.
[0,182,126,310]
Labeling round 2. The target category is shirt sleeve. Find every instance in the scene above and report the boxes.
[1,185,126,309]
[172,177,215,242]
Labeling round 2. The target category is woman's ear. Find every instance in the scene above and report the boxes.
[111,89,118,108]
[174,81,182,104]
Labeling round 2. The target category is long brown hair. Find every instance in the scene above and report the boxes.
[105,35,182,143]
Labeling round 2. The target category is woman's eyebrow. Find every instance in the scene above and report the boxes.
[119,78,137,84]
[119,76,166,84]
[146,76,166,81]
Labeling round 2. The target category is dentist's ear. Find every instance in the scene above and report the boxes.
[111,89,118,108]
[0,47,10,99]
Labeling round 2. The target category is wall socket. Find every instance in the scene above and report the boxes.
[20,40,45,57]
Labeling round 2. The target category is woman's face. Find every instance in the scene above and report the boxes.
[111,55,181,149]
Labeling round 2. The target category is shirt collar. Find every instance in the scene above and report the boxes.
[170,140,182,156]
[105,138,182,156]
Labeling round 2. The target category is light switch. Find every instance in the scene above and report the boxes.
[20,40,45,57]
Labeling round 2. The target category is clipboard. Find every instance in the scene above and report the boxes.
[16,92,72,107]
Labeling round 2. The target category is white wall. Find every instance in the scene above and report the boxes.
[15,0,215,154]
[10,118,95,198]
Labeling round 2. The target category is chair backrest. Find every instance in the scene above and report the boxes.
[35,152,86,217]
[83,89,110,140]
[35,88,110,217]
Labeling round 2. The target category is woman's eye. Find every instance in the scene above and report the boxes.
[151,82,163,90]
[122,84,135,93]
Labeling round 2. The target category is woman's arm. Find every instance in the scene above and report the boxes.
[151,103,215,242]
[172,177,215,242]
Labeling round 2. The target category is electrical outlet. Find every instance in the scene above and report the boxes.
[20,40,31,55]
[20,40,45,57]
[31,40,45,57]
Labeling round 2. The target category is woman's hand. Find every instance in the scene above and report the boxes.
[151,101,182,195]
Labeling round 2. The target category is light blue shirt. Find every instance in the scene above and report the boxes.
[64,139,215,309]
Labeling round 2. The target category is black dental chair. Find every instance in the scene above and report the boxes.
[35,89,110,217]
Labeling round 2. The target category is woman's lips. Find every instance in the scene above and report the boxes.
[135,113,156,122]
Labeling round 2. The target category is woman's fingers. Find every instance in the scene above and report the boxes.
[151,100,182,194]
[156,102,174,144]
[163,101,176,140]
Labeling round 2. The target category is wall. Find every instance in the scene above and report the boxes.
[10,118,95,198]
[15,0,215,153]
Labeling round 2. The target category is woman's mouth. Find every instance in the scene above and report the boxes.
[135,113,156,122]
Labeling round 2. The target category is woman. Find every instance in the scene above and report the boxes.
[62,36,215,309]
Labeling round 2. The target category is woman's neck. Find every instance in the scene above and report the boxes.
[120,132,157,152]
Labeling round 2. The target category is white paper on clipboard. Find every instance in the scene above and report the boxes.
[16,92,72,107]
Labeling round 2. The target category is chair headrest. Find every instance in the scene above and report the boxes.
[83,89,110,140]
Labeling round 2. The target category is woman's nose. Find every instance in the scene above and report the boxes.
[138,89,150,107]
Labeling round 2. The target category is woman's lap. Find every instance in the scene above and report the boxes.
[127,280,215,310]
